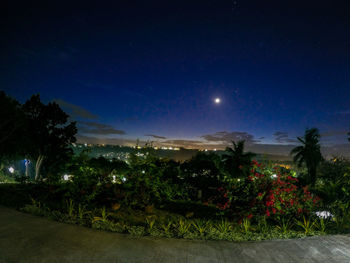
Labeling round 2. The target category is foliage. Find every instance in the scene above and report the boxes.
[124,149,187,207]
[175,218,192,237]
[180,152,222,200]
[22,95,77,181]
[291,128,323,186]
[207,161,320,223]
[222,140,256,179]
[317,157,350,205]
[192,219,209,237]
[296,216,317,235]
[0,91,26,162]
[240,218,251,234]
[0,170,17,183]
[276,217,293,234]
[0,92,77,181]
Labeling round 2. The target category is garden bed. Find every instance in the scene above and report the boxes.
[0,183,342,243]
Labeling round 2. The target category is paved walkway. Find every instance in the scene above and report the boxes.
[1,206,350,263]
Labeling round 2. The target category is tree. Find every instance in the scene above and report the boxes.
[0,91,26,162]
[222,140,256,178]
[291,128,323,186]
[180,152,222,200]
[22,95,77,180]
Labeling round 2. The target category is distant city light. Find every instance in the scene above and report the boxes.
[214,98,221,104]
[8,167,15,174]
[213,149,217,151]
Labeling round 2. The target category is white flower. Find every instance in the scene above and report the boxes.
[315,211,333,219]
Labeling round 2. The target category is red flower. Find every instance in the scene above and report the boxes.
[247,214,253,219]
[266,210,270,217]
[272,208,277,214]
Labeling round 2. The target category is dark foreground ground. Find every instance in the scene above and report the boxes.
[1,206,350,263]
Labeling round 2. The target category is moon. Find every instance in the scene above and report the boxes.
[214,97,221,104]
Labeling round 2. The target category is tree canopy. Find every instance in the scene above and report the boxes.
[0,92,77,180]
[291,128,323,186]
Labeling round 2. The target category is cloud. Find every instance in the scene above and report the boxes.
[145,134,167,139]
[320,130,348,137]
[335,110,350,115]
[78,121,125,135]
[123,116,139,122]
[273,131,297,143]
[201,131,260,145]
[161,139,205,148]
[76,135,134,146]
[55,99,98,119]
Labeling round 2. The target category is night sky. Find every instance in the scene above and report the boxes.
[2,1,350,156]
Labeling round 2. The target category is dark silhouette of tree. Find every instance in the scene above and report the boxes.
[180,152,222,200]
[222,140,256,178]
[0,91,26,162]
[22,95,77,180]
[290,128,323,186]
[348,132,350,141]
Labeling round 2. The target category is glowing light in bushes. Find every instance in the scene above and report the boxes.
[122,177,126,182]
[63,174,71,181]
[8,167,15,174]
[272,174,277,178]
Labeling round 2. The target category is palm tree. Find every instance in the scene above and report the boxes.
[222,140,256,178]
[291,128,323,186]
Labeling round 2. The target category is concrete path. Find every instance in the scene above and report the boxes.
[1,206,350,263]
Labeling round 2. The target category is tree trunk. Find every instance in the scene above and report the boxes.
[25,159,30,178]
[309,165,317,187]
[35,155,44,181]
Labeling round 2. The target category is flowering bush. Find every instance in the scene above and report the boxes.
[207,161,320,221]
